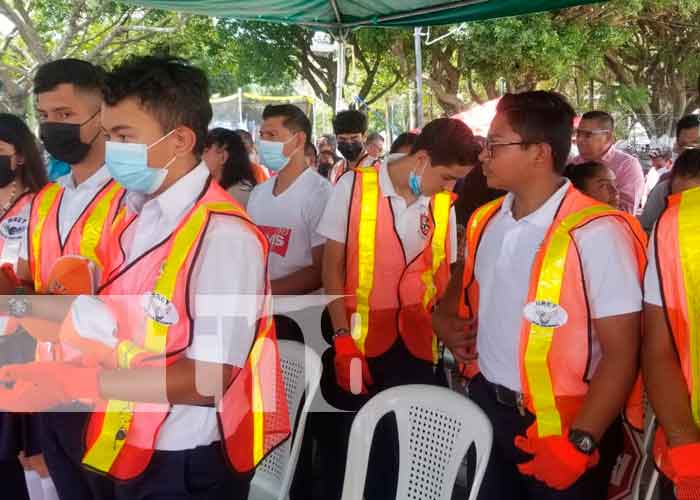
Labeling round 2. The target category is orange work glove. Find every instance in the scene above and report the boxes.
[515,430,599,490]
[0,362,101,411]
[669,443,700,499]
[333,336,373,395]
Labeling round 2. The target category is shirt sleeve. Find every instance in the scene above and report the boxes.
[644,227,663,306]
[573,217,643,319]
[316,172,354,244]
[449,206,457,264]
[303,176,332,249]
[639,180,670,234]
[187,215,265,367]
[616,157,645,214]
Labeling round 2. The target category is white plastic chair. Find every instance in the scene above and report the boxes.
[341,384,493,500]
[248,340,322,500]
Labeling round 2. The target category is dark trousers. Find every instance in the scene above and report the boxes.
[0,457,30,500]
[469,374,623,500]
[40,407,115,500]
[113,443,253,500]
[313,338,447,500]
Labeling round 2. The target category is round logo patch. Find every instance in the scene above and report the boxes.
[142,292,179,326]
[523,300,568,328]
[0,216,27,240]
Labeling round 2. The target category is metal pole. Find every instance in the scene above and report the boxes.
[414,27,424,129]
[335,33,346,113]
[237,88,243,127]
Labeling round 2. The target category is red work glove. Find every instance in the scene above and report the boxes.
[515,430,599,490]
[669,443,700,499]
[333,336,373,395]
[0,362,101,411]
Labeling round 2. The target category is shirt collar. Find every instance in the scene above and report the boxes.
[379,159,430,206]
[57,165,110,191]
[600,144,617,163]
[500,179,571,229]
[126,162,210,223]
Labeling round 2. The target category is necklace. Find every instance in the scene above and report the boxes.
[0,181,19,218]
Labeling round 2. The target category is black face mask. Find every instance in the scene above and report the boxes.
[338,141,364,162]
[39,111,99,165]
[0,156,16,188]
[318,161,334,177]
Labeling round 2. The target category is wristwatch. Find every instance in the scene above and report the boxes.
[7,296,31,318]
[333,327,351,340]
[568,429,597,455]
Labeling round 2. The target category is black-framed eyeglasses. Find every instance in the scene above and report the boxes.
[483,139,531,157]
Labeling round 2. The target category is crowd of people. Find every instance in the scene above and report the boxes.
[0,54,696,500]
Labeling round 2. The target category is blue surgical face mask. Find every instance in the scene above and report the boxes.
[105,131,176,194]
[256,135,298,172]
[408,162,427,197]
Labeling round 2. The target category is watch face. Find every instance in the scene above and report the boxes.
[570,430,596,454]
[579,436,594,453]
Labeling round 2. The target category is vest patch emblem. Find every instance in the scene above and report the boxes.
[419,213,430,237]
[0,216,27,240]
[523,300,568,328]
[142,292,179,326]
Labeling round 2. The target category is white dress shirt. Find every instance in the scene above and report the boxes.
[474,180,643,392]
[71,163,265,450]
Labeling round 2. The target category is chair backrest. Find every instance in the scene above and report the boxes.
[248,340,322,500]
[341,384,493,500]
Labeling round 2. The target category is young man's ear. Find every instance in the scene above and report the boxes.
[173,127,198,157]
[534,143,554,171]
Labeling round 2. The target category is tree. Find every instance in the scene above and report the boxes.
[0,0,184,114]
[221,20,403,109]
[569,0,700,138]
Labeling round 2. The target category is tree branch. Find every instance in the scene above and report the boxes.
[52,0,87,59]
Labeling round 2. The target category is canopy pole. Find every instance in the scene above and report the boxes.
[414,27,424,129]
[335,31,347,113]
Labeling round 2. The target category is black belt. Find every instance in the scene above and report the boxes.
[481,377,526,416]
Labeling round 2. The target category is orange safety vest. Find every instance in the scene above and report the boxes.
[459,185,647,436]
[652,186,700,478]
[345,167,453,364]
[330,155,378,185]
[28,179,125,361]
[28,179,125,292]
[80,179,290,480]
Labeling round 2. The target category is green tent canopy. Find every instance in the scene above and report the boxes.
[125,0,605,29]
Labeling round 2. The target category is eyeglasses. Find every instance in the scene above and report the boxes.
[483,139,531,158]
[575,129,611,139]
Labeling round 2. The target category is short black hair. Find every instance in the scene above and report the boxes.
[676,114,700,139]
[0,113,48,193]
[671,149,700,181]
[103,55,212,155]
[320,133,337,150]
[205,127,257,189]
[367,132,384,143]
[33,58,105,97]
[411,118,480,167]
[563,161,608,192]
[581,111,614,131]
[390,132,419,154]
[497,91,576,174]
[262,104,311,146]
[333,110,368,135]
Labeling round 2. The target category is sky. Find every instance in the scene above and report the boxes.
[0,14,12,35]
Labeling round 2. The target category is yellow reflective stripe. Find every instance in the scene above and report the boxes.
[30,184,62,291]
[85,199,245,474]
[82,400,134,472]
[526,205,612,437]
[353,168,379,355]
[249,332,267,464]
[79,183,122,270]
[111,207,127,232]
[468,198,503,245]
[421,192,451,310]
[145,201,244,353]
[678,188,700,426]
[116,340,152,369]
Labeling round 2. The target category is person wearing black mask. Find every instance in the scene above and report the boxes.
[0,113,47,500]
[328,109,376,184]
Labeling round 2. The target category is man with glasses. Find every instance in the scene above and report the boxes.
[572,111,644,214]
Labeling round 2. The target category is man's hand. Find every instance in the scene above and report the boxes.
[432,310,477,363]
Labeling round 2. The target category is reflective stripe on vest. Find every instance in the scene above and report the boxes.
[526,204,613,437]
[79,182,123,271]
[678,189,700,426]
[82,200,247,474]
[30,184,62,291]
[352,168,379,355]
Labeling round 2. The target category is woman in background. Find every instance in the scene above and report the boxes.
[564,161,620,207]
[203,127,259,207]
